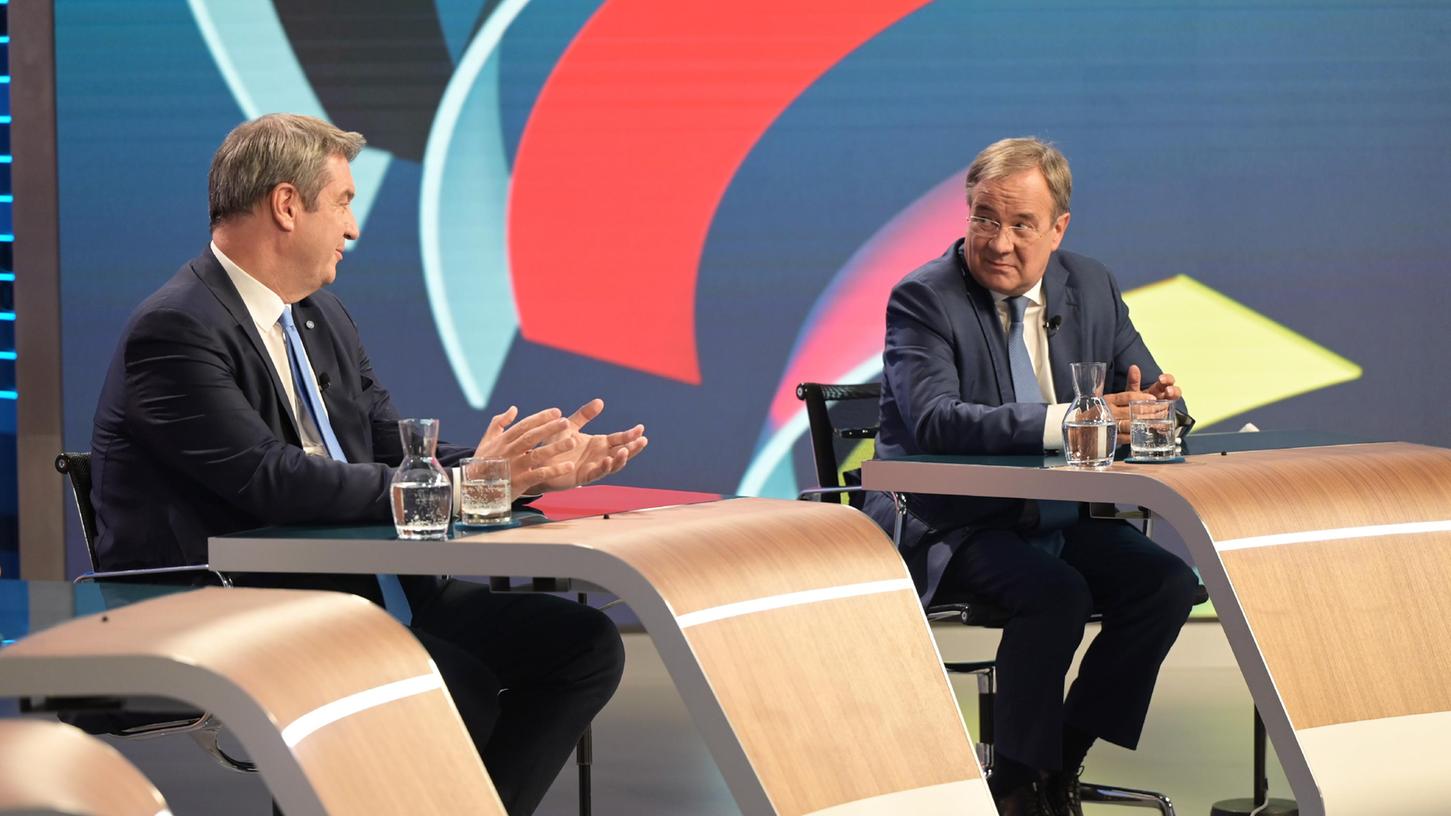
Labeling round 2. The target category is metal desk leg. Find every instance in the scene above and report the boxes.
[1210,707,1298,816]
[577,590,592,816]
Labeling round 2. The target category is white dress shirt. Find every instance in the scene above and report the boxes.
[989,279,1070,451]
[211,242,331,458]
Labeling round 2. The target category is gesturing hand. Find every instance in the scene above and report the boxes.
[471,406,579,497]
[1126,364,1181,402]
[1103,365,1183,443]
[521,398,648,494]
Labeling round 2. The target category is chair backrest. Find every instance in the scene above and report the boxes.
[54,451,100,569]
[0,719,171,816]
[796,382,882,493]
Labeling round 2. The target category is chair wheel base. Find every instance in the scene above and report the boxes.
[1210,798,1297,816]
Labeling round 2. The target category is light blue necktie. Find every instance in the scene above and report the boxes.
[278,306,347,462]
[279,307,414,622]
[1005,295,1045,403]
[1005,296,1070,555]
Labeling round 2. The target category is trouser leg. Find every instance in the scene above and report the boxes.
[1059,519,1197,750]
[933,529,1093,771]
[410,580,625,816]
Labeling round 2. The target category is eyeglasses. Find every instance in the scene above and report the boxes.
[967,215,1041,241]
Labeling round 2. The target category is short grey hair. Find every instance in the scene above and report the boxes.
[965,137,1072,218]
[208,113,365,226]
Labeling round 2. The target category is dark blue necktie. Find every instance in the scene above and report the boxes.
[278,307,347,462]
[1005,295,1045,403]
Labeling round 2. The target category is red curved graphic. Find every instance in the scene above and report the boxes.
[509,0,931,383]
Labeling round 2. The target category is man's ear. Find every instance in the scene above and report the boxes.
[269,183,300,232]
[1047,210,1071,252]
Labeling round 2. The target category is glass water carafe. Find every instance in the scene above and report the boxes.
[1062,362,1115,469]
[390,418,452,539]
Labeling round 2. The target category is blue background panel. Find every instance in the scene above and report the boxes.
[47,0,1451,578]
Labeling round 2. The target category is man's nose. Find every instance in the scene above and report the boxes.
[345,214,360,242]
[988,226,1015,252]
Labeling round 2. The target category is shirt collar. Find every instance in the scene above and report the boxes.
[990,277,1047,310]
[212,241,288,330]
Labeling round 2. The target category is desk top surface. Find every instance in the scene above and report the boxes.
[216,484,725,543]
[884,429,1366,470]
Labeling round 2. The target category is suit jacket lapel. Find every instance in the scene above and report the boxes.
[190,250,301,442]
[1044,253,1082,402]
[955,245,1015,406]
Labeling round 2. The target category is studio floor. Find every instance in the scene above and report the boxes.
[43,617,1293,815]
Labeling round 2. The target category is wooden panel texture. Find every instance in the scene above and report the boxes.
[1134,443,1451,541]
[472,497,989,814]
[685,591,980,816]
[1134,443,1451,729]
[1,588,505,815]
[1220,534,1451,729]
[0,719,168,816]
[484,498,909,616]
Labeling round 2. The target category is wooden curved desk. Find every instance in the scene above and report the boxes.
[864,440,1451,816]
[208,497,997,815]
[0,719,170,816]
[0,587,506,816]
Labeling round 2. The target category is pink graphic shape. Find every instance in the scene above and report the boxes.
[767,169,968,426]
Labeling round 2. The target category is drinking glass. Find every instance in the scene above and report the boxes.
[460,457,511,525]
[1129,400,1177,461]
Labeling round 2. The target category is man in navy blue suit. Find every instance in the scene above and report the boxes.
[863,138,1197,816]
[92,114,648,816]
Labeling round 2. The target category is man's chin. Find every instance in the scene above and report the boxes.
[972,269,1025,296]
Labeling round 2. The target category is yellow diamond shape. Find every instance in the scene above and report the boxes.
[1124,276,1361,428]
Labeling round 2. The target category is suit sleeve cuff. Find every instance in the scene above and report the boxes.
[1043,403,1070,451]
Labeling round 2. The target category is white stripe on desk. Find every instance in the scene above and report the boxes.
[1216,519,1451,551]
[676,579,914,629]
[281,673,443,747]
[802,778,993,816]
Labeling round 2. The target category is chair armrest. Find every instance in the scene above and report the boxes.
[74,565,233,587]
[925,604,968,623]
[943,660,997,675]
[926,600,1013,629]
[796,486,867,502]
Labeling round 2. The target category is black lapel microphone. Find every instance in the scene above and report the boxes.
[318,372,331,393]
[1044,315,1063,337]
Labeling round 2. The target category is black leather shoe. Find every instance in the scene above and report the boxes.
[993,780,1052,816]
[1041,767,1085,816]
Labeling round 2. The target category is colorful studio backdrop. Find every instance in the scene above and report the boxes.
[55,1,1451,567]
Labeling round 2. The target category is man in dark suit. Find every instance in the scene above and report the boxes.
[862,138,1198,816]
[92,114,648,816]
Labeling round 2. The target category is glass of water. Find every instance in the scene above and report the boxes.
[1062,361,1115,469]
[460,457,511,526]
[1129,400,1177,461]
[390,418,452,539]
